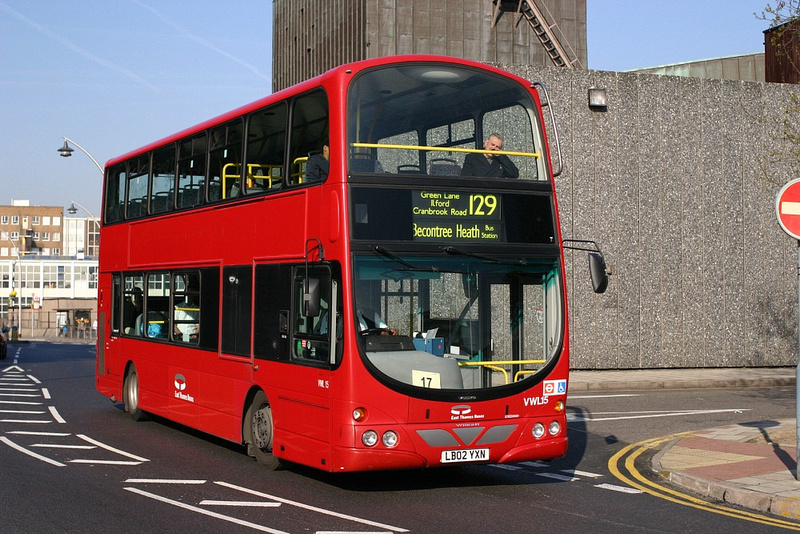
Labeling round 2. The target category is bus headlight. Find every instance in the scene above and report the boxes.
[362,430,379,447]
[382,430,399,448]
[353,407,367,421]
[549,420,561,436]
[532,422,546,438]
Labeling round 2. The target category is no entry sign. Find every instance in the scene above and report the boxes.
[776,178,800,240]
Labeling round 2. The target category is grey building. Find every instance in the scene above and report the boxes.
[273,0,587,91]
[271,1,800,369]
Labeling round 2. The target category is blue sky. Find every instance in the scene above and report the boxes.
[0,0,772,216]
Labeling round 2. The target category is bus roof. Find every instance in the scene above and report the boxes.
[105,55,533,169]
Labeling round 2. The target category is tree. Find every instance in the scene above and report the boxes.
[757,0,800,81]
[756,2,800,182]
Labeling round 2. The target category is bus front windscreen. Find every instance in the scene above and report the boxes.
[347,63,548,181]
[353,253,563,392]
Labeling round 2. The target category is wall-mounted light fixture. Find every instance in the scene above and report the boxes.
[588,87,608,111]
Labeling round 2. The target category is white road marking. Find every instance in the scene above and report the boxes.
[125,479,207,484]
[7,431,70,436]
[0,436,66,467]
[77,434,149,462]
[568,408,749,422]
[49,406,66,423]
[489,464,523,471]
[31,443,95,449]
[41,388,51,399]
[561,469,604,478]
[217,481,409,533]
[595,483,643,494]
[569,394,640,399]
[70,460,142,465]
[124,487,290,534]
[200,500,281,508]
[0,418,51,424]
[532,472,578,482]
[27,375,41,384]
[519,461,550,468]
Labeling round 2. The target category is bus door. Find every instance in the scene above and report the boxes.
[286,265,340,453]
[481,274,549,388]
[254,263,341,456]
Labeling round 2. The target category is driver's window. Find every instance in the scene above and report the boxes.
[293,268,333,363]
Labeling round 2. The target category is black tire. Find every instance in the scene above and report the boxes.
[244,391,280,469]
[123,364,147,421]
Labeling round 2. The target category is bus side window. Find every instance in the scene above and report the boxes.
[122,275,144,335]
[245,102,287,194]
[208,120,243,202]
[177,134,207,209]
[221,265,252,356]
[151,145,176,214]
[111,275,122,335]
[105,165,126,224]
[173,272,200,344]
[288,89,328,186]
[126,155,149,219]
[253,264,292,361]
[143,272,170,339]
[292,271,330,363]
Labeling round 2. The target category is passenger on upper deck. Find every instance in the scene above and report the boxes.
[305,137,330,182]
[460,133,519,178]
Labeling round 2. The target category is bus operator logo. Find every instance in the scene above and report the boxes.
[174,373,194,403]
[451,405,471,416]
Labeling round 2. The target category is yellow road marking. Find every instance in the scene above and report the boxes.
[608,433,800,530]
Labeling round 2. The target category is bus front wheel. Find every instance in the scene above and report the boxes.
[245,391,280,470]
[123,364,146,421]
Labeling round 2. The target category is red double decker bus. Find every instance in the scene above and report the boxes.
[95,55,607,472]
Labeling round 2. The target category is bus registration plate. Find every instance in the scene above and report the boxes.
[441,448,489,463]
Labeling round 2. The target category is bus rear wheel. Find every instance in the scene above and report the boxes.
[123,364,146,421]
[245,391,280,470]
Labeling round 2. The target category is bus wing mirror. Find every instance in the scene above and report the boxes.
[588,252,609,294]
[303,278,321,317]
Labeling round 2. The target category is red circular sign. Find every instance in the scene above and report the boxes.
[776,178,800,240]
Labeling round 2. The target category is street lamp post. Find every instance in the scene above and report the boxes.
[2,234,23,340]
[58,136,104,174]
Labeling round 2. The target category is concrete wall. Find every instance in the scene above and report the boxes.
[502,64,800,369]
[273,0,587,91]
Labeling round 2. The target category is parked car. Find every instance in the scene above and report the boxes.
[0,329,7,360]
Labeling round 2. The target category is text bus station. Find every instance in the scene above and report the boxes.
[95,55,607,472]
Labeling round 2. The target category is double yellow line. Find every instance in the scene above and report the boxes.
[608,433,800,530]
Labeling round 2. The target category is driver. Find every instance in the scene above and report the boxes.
[355,283,398,335]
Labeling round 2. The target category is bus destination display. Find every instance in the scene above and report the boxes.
[412,190,505,242]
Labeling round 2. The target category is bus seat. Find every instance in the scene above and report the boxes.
[350,146,385,173]
[397,164,422,174]
[429,158,461,176]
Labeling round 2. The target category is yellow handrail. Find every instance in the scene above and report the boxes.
[352,142,540,159]
[458,359,548,385]
[222,163,282,197]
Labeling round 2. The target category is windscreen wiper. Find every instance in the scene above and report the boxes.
[441,246,527,266]
[373,245,440,273]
